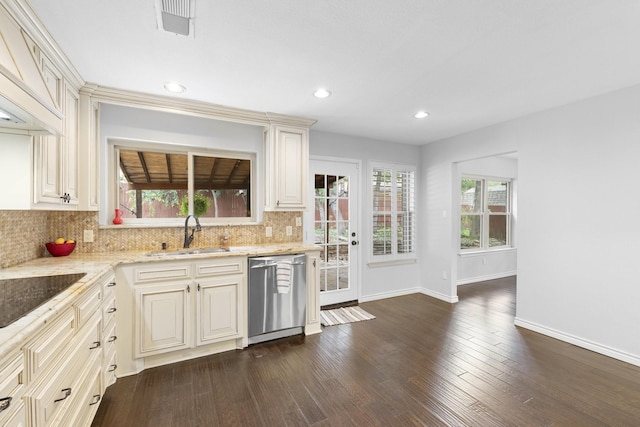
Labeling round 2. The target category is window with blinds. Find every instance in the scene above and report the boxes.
[371,163,416,261]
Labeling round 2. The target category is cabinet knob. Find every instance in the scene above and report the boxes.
[108,364,117,372]
[107,307,117,314]
[89,341,101,350]
[107,282,116,287]
[108,335,117,342]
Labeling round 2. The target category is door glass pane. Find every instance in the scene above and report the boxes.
[315,172,351,295]
[337,267,348,290]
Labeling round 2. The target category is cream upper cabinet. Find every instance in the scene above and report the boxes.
[265,124,309,211]
[33,82,79,209]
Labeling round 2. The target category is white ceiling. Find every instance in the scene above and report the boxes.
[27,0,640,145]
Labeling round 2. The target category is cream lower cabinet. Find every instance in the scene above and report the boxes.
[135,281,192,358]
[21,269,114,427]
[119,257,247,369]
[196,276,242,346]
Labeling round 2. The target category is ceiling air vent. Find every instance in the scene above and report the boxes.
[155,0,195,37]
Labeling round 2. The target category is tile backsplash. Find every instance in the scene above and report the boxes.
[0,210,303,268]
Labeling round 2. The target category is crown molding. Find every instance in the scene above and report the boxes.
[82,83,317,129]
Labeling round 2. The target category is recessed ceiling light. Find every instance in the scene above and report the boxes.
[313,88,332,99]
[163,82,186,93]
[414,111,429,119]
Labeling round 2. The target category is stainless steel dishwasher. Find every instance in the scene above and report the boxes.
[248,254,306,344]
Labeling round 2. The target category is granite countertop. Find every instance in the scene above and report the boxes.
[0,243,320,361]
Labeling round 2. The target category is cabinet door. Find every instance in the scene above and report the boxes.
[135,282,191,358]
[196,277,242,345]
[62,85,79,205]
[33,134,63,205]
[266,125,309,210]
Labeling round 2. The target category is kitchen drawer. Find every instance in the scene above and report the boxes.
[102,294,117,331]
[195,257,245,277]
[102,320,117,357]
[0,400,24,427]
[24,307,75,383]
[25,311,101,426]
[134,263,191,284]
[58,359,102,427]
[103,345,117,391]
[74,282,101,329]
[0,352,24,426]
[100,272,117,301]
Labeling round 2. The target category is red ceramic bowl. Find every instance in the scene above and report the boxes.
[45,242,76,257]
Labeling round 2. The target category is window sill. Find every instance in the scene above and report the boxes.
[367,258,417,268]
[458,247,517,258]
[99,221,262,230]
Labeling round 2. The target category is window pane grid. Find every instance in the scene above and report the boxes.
[461,176,511,250]
[372,164,416,259]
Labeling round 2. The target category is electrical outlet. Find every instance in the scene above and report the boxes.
[286,226,293,236]
[295,216,302,227]
[265,226,273,237]
[83,229,94,243]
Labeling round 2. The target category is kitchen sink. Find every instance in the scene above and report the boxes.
[145,247,231,257]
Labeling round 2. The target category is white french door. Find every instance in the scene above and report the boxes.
[304,158,360,306]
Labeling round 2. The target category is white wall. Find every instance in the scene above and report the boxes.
[0,132,31,209]
[457,156,518,284]
[99,104,265,223]
[309,130,422,301]
[421,84,640,366]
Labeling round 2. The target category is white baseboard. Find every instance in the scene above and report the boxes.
[457,270,517,286]
[360,287,423,303]
[515,317,640,368]
[420,287,458,303]
[360,286,458,304]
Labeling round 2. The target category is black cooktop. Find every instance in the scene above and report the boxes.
[0,273,86,328]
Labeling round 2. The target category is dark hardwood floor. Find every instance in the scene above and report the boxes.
[92,277,640,426]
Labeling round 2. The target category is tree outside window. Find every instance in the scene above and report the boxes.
[460,177,511,250]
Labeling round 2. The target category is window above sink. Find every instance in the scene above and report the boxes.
[107,139,257,227]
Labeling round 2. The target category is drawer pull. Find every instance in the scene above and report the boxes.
[89,394,101,406]
[107,282,116,287]
[108,364,117,372]
[108,335,117,342]
[54,388,72,403]
[0,396,11,413]
[107,307,117,314]
[89,341,101,350]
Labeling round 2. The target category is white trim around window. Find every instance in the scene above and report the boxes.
[369,161,417,264]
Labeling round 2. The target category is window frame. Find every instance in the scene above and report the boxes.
[460,175,512,252]
[107,139,257,227]
[369,161,417,264]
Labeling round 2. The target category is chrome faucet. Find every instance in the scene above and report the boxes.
[183,215,202,248]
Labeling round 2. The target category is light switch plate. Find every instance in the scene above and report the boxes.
[83,229,94,243]
[286,226,292,236]
[265,226,273,237]
[295,217,302,227]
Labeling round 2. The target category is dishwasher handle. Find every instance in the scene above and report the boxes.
[250,261,306,269]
